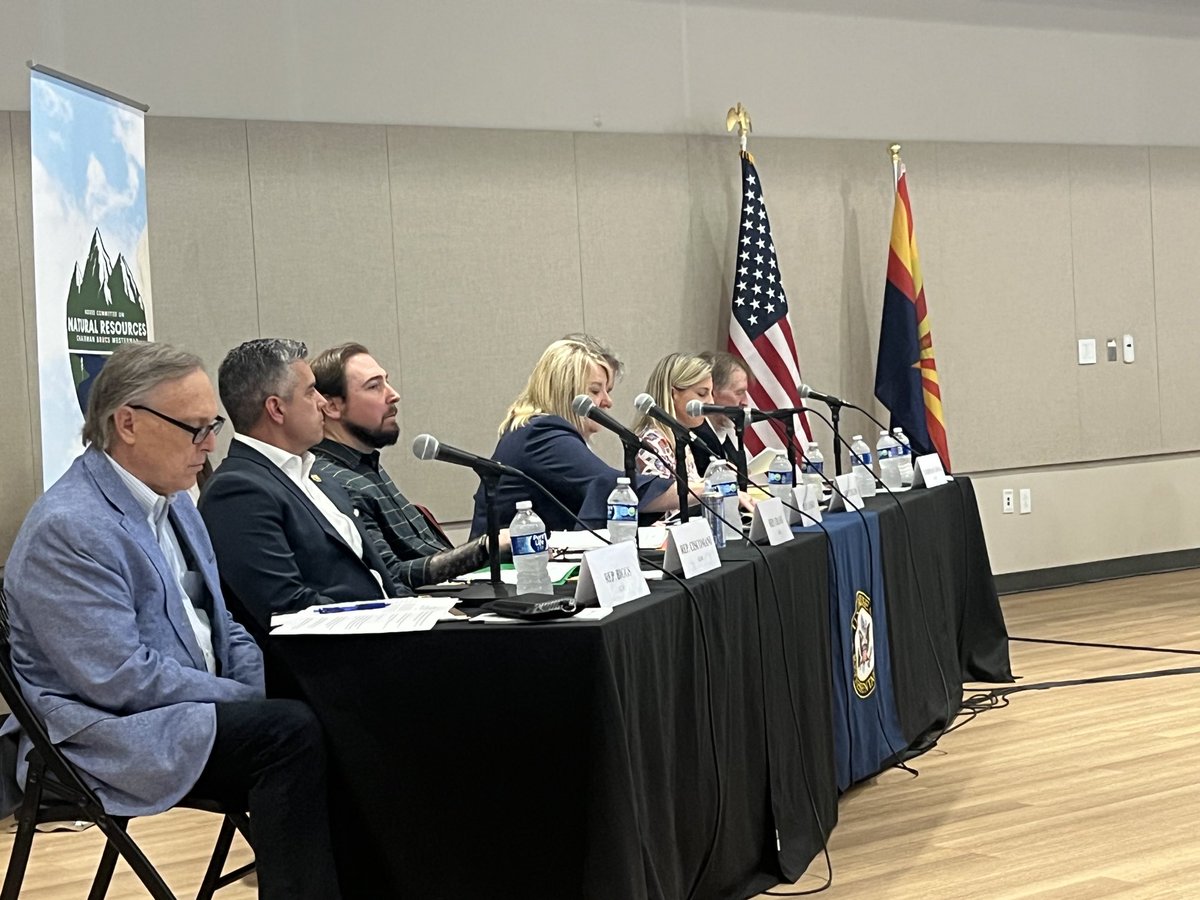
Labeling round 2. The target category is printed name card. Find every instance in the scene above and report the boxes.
[664,518,722,579]
[912,454,948,488]
[748,496,795,545]
[796,483,823,525]
[826,474,864,511]
[575,540,650,608]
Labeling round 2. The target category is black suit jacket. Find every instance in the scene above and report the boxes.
[198,441,405,636]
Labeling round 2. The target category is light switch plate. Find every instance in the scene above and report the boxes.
[1123,334,1135,363]
[1077,338,1096,365]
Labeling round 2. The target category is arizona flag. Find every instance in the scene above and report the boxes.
[873,153,950,471]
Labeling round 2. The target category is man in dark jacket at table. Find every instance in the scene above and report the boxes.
[199,338,406,641]
[308,342,504,591]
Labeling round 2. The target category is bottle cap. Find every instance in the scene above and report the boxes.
[616,477,630,485]
[852,434,863,441]
[515,500,532,510]
[880,430,888,437]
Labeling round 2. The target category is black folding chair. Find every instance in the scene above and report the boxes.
[0,584,255,899]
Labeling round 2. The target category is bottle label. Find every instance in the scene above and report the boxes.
[712,480,737,498]
[766,470,793,486]
[607,503,637,523]
[511,532,547,556]
[857,452,873,466]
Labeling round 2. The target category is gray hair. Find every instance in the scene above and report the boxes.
[82,342,205,449]
[218,338,309,432]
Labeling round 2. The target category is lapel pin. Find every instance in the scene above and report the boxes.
[310,473,322,483]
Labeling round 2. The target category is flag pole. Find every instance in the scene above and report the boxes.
[889,143,902,188]
[726,102,754,163]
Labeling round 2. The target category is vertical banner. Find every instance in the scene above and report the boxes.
[30,66,152,489]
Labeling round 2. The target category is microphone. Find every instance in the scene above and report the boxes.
[571,395,647,449]
[684,399,750,424]
[799,382,846,407]
[634,392,694,440]
[411,434,523,479]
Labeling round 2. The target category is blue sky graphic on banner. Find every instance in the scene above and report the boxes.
[30,69,153,489]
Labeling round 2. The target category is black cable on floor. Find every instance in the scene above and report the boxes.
[1011,636,1200,657]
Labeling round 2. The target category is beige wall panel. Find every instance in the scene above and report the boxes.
[0,113,37,562]
[573,133,698,462]
[1067,146,1161,459]
[975,456,1200,574]
[247,121,398,354]
[1149,147,1200,452]
[145,118,259,379]
[683,135,742,349]
[931,143,1078,471]
[387,127,584,523]
[245,120,403,475]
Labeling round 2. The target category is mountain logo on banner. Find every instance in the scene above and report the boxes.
[64,228,148,412]
[851,590,877,699]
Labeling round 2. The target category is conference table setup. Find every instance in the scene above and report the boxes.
[273,476,1012,900]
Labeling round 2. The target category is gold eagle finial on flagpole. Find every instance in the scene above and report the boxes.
[727,103,754,162]
[889,143,903,186]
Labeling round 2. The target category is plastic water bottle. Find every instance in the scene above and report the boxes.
[606,477,638,544]
[801,442,824,488]
[877,430,902,491]
[510,501,553,595]
[702,458,741,542]
[850,435,877,498]
[894,429,913,486]
[766,450,794,500]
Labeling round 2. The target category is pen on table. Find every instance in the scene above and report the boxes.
[316,602,388,614]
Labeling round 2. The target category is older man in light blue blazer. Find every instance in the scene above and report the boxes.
[2,342,341,900]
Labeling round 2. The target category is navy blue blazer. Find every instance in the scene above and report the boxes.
[469,415,670,537]
[199,441,407,636]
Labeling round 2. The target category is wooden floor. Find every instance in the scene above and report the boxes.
[3,569,1200,898]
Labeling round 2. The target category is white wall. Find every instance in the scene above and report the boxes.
[5,1,1200,145]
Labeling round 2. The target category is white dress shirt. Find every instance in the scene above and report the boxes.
[106,454,217,674]
[234,434,383,589]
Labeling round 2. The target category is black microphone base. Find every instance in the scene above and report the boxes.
[457,581,515,603]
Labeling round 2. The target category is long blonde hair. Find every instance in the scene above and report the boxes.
[631,353,713,447]
[500,338,614,435]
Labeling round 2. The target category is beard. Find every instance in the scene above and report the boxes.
[345,418,400,450]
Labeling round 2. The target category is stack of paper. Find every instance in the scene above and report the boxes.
[270,598,458,636]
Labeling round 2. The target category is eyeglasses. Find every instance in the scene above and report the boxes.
[129,405,226,445]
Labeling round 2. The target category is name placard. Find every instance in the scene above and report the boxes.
[664,519,722,578]
[827,473,864,511]
[912,454,948,488]
[575,540,650,608]
[797,483,823,525]
[748,496,795,545]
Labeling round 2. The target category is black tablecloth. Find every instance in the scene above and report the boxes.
[868,477,1014,747]
[272,477,1009,899]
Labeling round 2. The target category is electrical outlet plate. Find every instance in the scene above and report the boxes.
[1002,489,1014,514]
[1019,488,1032,514]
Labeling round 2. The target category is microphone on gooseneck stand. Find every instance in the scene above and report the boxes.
[412,433,519,600]
[571,395,650,481]
[411,434,523,479]
[686,399,752,491]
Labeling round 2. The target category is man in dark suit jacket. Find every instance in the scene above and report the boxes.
[693,351,754,480]
[199,339,407,641]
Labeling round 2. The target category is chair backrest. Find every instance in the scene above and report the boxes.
[0,584,106,807]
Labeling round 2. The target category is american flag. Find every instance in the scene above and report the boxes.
[727,155,810,456]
